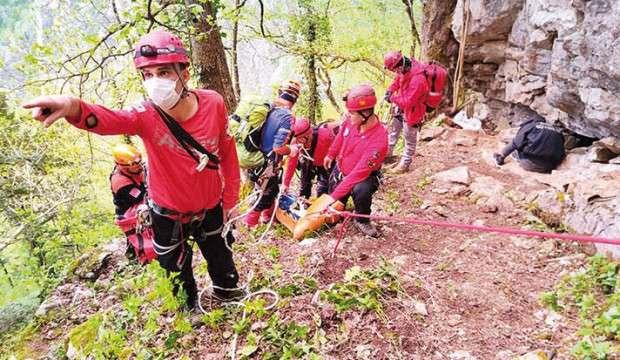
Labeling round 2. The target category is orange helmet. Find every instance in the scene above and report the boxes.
[112,144,142,166]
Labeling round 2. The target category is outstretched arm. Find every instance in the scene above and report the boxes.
[23,95,142,135]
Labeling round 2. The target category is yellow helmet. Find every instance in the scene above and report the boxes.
[112,144,142,166]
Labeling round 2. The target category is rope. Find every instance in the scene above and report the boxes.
[452,0,470,111]
[327,209,620,255]
[257,184,286,243]
[196,271,280,360]
[222,188,264,252]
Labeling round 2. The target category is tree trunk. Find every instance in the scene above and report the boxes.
[401,0,421,56]
[305,54,320,123]
[317,65,342,116]
[300,4,321,124]
[421,0,459,108]
[187,1,238,112]
[231,0,241,101]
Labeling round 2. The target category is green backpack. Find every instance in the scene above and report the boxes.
[230,102,273,169]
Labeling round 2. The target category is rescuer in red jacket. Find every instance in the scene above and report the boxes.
[110,143,146,218]
[383,51,429,174]
[281,118,339,199]
[321,84,388,238]
[23,30,242,309]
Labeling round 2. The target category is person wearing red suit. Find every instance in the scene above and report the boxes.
[383,50,429,174]
[23,30,242,309]
[321,84,388,238]
[282,118,339,199]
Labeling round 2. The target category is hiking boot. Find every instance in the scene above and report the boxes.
[184,294,199,312]
[354,221,380,238]
[389,162,410,174]
[211,287,247,302]
[244,209,261,228]
[384,154,398,165]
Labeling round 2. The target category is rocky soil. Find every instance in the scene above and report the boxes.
[6,126,620,359]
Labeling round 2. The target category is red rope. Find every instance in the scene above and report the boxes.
[329,209,620,256]
[332,215,352,257]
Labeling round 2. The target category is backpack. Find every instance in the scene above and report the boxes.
[421,61,448,109]
[115,204,156,265]
[520,122,566,166]
[230,102,273,169]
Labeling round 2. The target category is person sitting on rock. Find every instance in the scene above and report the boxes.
[493,113,566,173]
[320,84,388,238]
[281,117,339,200]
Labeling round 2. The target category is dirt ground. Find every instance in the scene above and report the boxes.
[188,127,588,359]
[20,127,592,359]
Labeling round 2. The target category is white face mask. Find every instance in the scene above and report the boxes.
[143,77,181,110]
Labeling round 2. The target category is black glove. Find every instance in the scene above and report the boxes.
[384,91,392,103]
[493,153,505,166]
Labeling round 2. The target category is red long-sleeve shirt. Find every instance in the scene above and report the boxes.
[282,125,336,189]
[67,90,240,213]
[327,115,388,201]
[388,67,429,126]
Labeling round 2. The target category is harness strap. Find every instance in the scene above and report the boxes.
[148,199,207,224]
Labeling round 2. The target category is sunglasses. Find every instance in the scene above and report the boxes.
[134,44,187,58]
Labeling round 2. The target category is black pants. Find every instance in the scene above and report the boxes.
[150,203,238,302]
[299,162,330,199]
[328,166,380,224]
[248,161,281,212]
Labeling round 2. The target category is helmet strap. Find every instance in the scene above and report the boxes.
[402,56,412,72]
[357,109,374,125]
[172,64,189,99]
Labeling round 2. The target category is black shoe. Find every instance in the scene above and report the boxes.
[184,294,199,311]
[211,287,246,302]
[493,153,505,166]
[354,221,380,238]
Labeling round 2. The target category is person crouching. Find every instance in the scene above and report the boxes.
[320,84,388,238]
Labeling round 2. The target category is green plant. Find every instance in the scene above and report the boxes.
[384,189,400,214]
[541,255,620,357]
[416,175,432,190]
[320,261,403,320]
[572,337,612,360]
[201,308,227,329]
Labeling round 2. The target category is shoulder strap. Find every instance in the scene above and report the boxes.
[152,103,220,170]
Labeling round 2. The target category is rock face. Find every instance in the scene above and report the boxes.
[452,0,620,138]
[564,177,620,257]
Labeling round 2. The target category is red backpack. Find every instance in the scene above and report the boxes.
[115,204,157,265]
[422,61,448,109]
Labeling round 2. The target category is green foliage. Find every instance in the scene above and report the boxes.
[540,255,620,357]
[0,98,118,310]
[201,308,228,329]
[260,314,319,359]
[384,189,401,214]
[416,174,433,190]
[321,261,403,320]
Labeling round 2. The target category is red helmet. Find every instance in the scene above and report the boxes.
[384,51,404,71]
[133,30,190,69]
[345,84,377,111]
[292,117,312,137]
